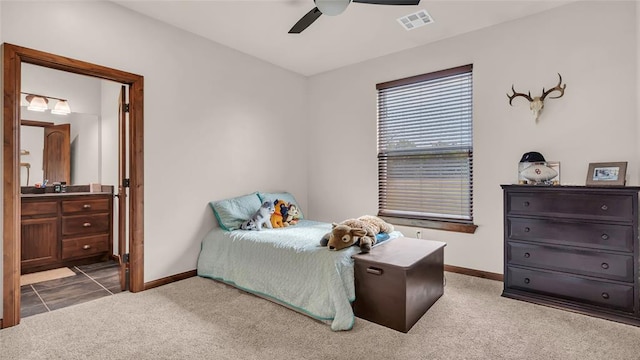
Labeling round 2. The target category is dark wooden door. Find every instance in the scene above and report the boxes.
[43,124,70,184]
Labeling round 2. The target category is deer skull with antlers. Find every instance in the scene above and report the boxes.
[507,73,566,121]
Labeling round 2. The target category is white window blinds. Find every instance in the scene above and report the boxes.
[377,64,473,224]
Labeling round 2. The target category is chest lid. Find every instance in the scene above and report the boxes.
[352,237,446,269]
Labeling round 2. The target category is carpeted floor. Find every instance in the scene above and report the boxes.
[1,272,639,360]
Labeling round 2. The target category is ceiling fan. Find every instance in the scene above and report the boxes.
[289,0,421,34]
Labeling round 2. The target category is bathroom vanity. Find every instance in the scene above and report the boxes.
[21,187,113,274]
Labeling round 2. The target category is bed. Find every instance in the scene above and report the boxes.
[197,192,401,331]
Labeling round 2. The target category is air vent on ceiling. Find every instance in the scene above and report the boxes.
[397,9,433,31]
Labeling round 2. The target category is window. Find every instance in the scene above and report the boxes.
[377,64,476,233]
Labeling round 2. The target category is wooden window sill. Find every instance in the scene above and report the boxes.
[380,216,477,234]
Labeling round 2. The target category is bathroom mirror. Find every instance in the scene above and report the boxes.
[20,63,120,187]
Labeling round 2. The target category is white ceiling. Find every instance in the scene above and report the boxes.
[113,0,574,76]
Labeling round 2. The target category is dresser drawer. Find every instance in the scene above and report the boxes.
[507,267,634,312]
[62,197,110,214]
[62,234,109,259]
[62,213,110,236]
[508,218,633,252]
[507,192,634,222]
[507,242,634,282]
[22,200,58,217]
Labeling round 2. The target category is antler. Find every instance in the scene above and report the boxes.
[507,85,533,106]
[540,73,566,101]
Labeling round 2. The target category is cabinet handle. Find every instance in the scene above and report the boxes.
[601,204,608,211]
[83,204,91,209]
[602,292,610,299]
[523,201,530,207]
[82,244,91,250]
[524,227,530,233]
[601,263,609,270]
[83,222,92,227]
[601,234,609,240]
[524,252,531,258]
[524,278,530,284]
[366,267,383,275]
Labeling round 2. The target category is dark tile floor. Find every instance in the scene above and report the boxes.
[21,261,123,318]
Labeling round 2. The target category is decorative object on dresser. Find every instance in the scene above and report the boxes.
[352,237,446,333]
[586,162,627,187]
[517,151,559,185]
[21,188,114,274]
[501,185,640,327]
[507,73,566,122]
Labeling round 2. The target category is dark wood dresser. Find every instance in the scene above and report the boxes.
[501,185,640,326]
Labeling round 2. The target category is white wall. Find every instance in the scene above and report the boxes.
[307,1,638,274]
[1,0,308,294]
[68,112,101,185]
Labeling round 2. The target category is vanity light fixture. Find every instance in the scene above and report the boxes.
[51,100,71,115]
[25,94,48,112]
[22,92,72,115]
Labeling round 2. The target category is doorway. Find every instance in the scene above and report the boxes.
[2,43,145,328]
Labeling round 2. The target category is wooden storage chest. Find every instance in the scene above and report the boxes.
[352,237,446,332]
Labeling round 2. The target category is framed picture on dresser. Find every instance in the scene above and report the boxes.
[586,161,627,186]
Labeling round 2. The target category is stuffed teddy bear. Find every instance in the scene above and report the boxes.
[320,215,394,253]
[283,203,301,227]
[270,199,289,228]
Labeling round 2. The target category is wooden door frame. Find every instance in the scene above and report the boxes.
[2,43,144,328]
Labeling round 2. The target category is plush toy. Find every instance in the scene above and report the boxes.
[240,201,275,231]
[283,203,301,227]
[320,215,394,253]
[270,199,289,228]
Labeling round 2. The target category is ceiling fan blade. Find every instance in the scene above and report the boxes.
[289,7,323,34]
[352,0,420,5]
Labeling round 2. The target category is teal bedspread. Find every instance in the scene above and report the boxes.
[197,219,401,331]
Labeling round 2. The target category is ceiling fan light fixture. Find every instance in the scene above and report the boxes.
[315,0,351,16]
[26,95,49,112]
[51,100,71,115]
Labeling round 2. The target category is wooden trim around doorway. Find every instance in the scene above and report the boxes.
[2,43,145,328]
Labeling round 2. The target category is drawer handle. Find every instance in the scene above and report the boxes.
[82,244,91,250]
[601,204,608,211]
[601,263,609,270]
[523,201,530,207]
[602,292,610,300]
[83,222,92,227]
[524,227,530,233]
[524,278,530,284]
[366,267,383,276]
[524,252,531,258]
[83,204,92,209]
[601,234,609,240]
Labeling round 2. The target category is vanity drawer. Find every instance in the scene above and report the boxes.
[22,200,58,217]
[507,242,634,282]
[507,218,633,252]
[62,213,110,236]
[507,192,634,222]
[62,197,110,214]
[62,234,109,259]
[507,267,634,312]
